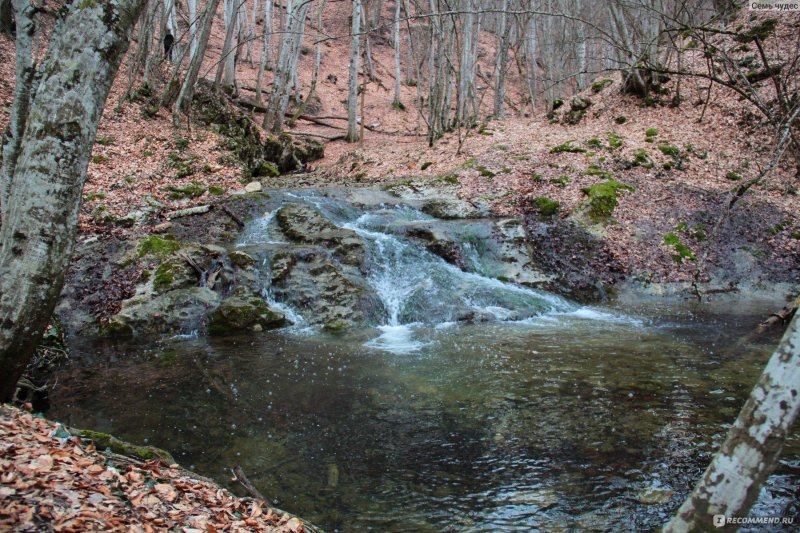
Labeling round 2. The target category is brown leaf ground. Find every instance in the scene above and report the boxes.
[0,404,307,532]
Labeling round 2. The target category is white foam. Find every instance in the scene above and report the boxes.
[365,325,428,354]
[560,307,644,326]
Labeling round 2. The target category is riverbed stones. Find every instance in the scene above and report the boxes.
[244,181,262,193]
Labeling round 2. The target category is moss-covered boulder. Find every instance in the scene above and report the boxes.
[563,96,593,125]
[582,180,634,223]
[209,297,286,335]
[104,287,221,337]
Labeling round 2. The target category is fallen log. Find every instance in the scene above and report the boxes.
[166,205,211,219]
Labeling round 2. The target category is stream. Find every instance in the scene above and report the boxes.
[49,190,800,531]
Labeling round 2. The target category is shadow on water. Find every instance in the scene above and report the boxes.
[48,190,800,531]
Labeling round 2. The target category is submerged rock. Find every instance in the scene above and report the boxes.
[209,296,286,335]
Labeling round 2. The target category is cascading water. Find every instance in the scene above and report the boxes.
[238,191,635,353]
[344,212,576,353]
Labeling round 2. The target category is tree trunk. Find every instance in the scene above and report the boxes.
[187,0,198,58]
[263,0,309,132]
[493,0,509,118]
[1,0,35,210]
[664,314,800,532]
[215,0,239,90]
[392,0,402,107]
[346,0,362,142]
[0,0,146,402]
[309,0,326,97]
[361,0,375,81]
[255,0,273,102]
[173,0,222,121]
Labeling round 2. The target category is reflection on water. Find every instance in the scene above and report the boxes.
[49,306,800,531]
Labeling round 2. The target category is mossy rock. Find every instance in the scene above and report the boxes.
[570,96,592,111]
[137,235,181,258]
[209,297,286,335]
[229,250,256,269]
[323,318,350,333]
[582,180,635,223]
[152,257,197,294]
[591,79,613,94]
[102,316,135,337]
[168,181,207,200]
[563,109,587,125]
[71,428,175,464]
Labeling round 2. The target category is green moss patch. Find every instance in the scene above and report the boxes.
[591,78,613,94]
[583,180,634,222]
[137,235,180,258]
[550,140,586,154]
[533,197,560,217]
[72,428,175,464]
[168,181,207,199]
[607,132,623,150]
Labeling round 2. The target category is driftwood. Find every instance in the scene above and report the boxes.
[232,465,267,500]
[166,205,211,219]
[177,252,222,288]
[757,297,799,333]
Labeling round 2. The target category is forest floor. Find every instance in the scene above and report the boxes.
[0,404,310,532]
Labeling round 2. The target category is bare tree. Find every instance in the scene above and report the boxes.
[0,0,146,402]
[263,0,311,132]
[174,0,223,123]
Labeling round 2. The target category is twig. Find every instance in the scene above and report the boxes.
[232,465,267,500]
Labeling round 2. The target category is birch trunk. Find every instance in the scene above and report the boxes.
[187,0,198,58]
[664,314,800,532]
[346,0,362,142]
[0,0,146,402]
